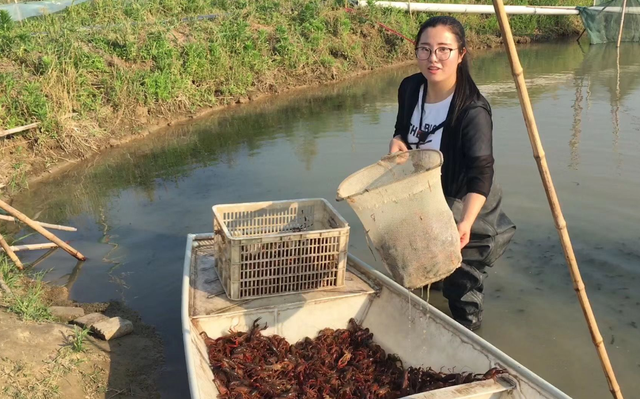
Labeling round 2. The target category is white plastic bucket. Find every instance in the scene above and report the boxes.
[336,149,461,289]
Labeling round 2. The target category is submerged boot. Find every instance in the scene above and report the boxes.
[448,293,483,332]
[455,311,483,331]
[464,321,482,332]
[442,263,486,332]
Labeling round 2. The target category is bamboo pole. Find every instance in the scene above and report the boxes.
[490,0,624,398]
[0,234,23,270]
[617,0,628,47]
[0,122,40,139]
[1,243,59,253]
[0,215,78,232]
[0,200,86,261]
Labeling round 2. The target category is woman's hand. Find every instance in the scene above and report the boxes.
[457,220,472,249]
[389,136,408,154]
[458,193,487,249]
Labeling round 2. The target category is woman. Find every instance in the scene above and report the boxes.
[389,16,516,331]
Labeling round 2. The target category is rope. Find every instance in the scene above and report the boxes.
[344,7,416,45]
[377,21,416,44]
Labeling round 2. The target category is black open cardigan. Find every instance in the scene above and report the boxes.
[393,72,494,200]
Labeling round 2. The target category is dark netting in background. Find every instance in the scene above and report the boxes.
[578,0,640,44]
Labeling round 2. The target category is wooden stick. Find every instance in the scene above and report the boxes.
[617,0,628,47]
[0,234,23,270]
[0,200,86,261]
[0,122,40,139]
[1,243,59,253]
[490,0,624,398]
[0,214,78,232]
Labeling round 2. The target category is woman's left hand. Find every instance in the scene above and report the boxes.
[457,221,472,249]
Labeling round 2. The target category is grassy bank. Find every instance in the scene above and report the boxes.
[0,0,587,193]
[0,254,163,398]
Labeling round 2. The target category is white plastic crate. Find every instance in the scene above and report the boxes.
[212,198,350,300]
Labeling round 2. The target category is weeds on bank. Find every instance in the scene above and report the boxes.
[70,326,91,353]
[7,275,53,322]
[1,255,52,322]
[0,254,20,288]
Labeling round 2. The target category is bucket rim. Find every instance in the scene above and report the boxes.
[336,149,444,201]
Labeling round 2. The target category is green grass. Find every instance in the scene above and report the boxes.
[8,279,53,322]
[70,326,91,353]
[0,255,20,289]
[0,0,588,192]
[1,255,52,322]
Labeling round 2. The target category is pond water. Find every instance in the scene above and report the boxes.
[11,41,640,398]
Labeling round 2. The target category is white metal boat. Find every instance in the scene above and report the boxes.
[182,233,572,399]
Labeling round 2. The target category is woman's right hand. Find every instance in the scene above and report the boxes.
[389,136,408,154]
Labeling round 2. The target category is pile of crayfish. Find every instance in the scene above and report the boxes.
[202,318,507,399]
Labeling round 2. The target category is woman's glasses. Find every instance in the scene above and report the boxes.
[415,46,458,61]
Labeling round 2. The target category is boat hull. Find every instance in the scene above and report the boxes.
[182,233,571,399]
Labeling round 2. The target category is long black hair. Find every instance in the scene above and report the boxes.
[415,16,480,123]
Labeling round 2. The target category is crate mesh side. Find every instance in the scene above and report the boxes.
[222,205,316,237]
[237,236,342,298]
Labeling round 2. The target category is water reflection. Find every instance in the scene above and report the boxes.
[568,43,640,173]
[613,46,623,172]
[28,246,59,269]
[64,259,85,291]
[570,75,584,170]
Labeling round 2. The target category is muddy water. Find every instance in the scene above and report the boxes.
[10,42,640,398]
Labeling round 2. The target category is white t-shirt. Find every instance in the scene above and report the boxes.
[407,85,453,150]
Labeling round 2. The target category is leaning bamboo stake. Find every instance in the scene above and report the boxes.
[490,0,624,398]
[0,215,78,232]
[1,243,59,253]
[0,200,86,261]
[0,234,23,270]
[0,122,40,139]
[617,0,628,47]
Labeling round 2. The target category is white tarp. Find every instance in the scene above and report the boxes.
[0,0,92,22]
